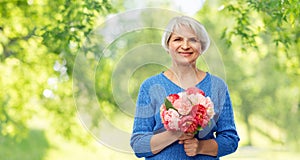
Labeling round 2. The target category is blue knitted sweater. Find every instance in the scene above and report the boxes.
[130,72,239,160]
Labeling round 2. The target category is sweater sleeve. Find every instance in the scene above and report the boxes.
[130,82,156,158]
[215,88,240,157]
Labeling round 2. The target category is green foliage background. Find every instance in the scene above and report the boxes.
[0,0,299,159]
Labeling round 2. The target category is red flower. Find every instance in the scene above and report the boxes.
[194,104,209,128]
[185,121,198,133]
[167,94,180,103]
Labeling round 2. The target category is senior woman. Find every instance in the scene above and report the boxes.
[130,16,239,159]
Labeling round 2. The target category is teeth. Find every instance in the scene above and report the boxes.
[180,52,192,54]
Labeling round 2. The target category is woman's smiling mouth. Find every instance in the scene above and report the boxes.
[178,52,193,55]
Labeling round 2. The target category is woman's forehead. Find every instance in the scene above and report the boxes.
[172,26,197,37]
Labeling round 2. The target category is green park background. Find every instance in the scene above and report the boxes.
[1,0,300,159]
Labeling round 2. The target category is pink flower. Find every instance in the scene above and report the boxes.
[178,115,196,133]
[188,93,207,106]
[160,87,214,133]
[186,87,205,96]
[201,97,213,109]
[173,96,192,115]
[160,105,167,123]
[205,97,215,119]
[161,107,180,130]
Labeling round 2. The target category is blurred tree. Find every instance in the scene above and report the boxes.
[0,0,115,142]
[1,0,299,155]
[198,1,300,149]
[220,0,300,75]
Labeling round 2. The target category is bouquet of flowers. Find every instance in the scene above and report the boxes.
[160,87,215,133]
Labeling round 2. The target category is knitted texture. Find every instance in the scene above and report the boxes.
[130,72,239,160]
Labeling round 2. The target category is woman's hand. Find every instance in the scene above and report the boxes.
[180,138,219,157]
[178,132,195,144]
[178,133,201,157]
[181,138,200,156]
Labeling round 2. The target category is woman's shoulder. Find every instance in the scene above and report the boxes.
[207,73,228,89]
[139,72,164,88]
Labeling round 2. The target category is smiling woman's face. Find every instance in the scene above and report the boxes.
[168,26,202,66]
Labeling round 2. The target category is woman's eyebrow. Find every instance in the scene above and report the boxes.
[171,33,198,39]
[171,34,181,37]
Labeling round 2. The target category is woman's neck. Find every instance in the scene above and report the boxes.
[170,64,197,78]
[165,64,206,89]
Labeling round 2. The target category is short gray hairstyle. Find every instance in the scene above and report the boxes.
[161,16,210,54]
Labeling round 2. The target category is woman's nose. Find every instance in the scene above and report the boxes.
[181,40,190,49]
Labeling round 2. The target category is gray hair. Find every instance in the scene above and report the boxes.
[161,16,210,54]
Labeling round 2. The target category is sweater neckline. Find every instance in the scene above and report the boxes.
[160,71,210,90]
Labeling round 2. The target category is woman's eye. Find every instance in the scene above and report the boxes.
[190,38,198,42]
[173,38,180,41]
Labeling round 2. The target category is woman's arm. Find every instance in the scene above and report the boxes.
[179,138,218,157]
[214,89,239,157]
[130,82,157,158]
[150,130,180,154]
[151,131,194,154]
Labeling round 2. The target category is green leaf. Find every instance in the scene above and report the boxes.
[164,98,176,111]
[197,126,202,131]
